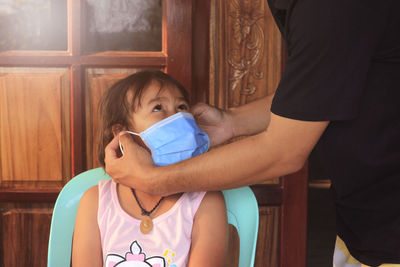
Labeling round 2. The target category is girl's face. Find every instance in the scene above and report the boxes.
[129,80,189,133]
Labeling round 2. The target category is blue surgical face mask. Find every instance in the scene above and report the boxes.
[119,112,210,166]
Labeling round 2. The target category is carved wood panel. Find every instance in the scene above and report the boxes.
[210,0,282,186]
[209,0,283,109]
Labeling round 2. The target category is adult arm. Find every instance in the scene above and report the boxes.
[105,112,329,196]
[71,186,103,267]
[187,191,227,267]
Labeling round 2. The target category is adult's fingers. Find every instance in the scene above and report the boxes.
[104,135,121,178]
[191,102,210,121]
[105,135,119,161]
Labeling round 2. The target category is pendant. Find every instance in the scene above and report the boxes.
[140,216,153,234]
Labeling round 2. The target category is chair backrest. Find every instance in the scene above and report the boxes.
[223,187,259,267]
[47,168,259,267]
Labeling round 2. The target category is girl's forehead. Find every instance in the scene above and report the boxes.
[142,82,184,100]
[127,80,186,107]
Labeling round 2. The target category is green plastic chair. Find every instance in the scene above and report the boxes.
[47,168,259,267]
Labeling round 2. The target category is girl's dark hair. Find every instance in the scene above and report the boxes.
[97,70,189,167]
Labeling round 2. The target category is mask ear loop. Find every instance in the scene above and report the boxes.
[118,131,140,155]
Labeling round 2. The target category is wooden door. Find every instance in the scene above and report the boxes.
[0,1,193,266]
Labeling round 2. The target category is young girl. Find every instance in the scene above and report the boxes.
[71,70,227,267]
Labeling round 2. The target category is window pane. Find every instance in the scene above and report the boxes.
[0,0,67,51]
[84,0,162,52]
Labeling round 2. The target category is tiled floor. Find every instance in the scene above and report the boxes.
[306,186,337,267]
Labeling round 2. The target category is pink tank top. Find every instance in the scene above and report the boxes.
[97,179,206,267]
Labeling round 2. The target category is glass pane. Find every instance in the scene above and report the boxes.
[0,0,67,51]
[84,0,162,52]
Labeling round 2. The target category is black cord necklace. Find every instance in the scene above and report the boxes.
[131,188,164,234]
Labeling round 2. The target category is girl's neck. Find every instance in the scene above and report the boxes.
[117,183,182,219]
[132,188,163,206]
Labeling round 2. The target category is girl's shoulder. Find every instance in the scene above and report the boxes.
[81,178,112,202]
[183,191,206,202]
[188,191,227,266]
[79,184,100,207]
[181,191,207,211]
[200,191,225,209]
[191,191,226,218]
[79,179,114,211]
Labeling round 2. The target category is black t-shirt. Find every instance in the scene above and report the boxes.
[269,0,400,265]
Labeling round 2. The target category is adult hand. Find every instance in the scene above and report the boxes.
[104,133,154,191]
[191,103,234,147]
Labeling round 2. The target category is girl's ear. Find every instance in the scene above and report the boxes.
[111,124,126,137]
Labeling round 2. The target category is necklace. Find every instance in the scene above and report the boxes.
[131,188,164,234]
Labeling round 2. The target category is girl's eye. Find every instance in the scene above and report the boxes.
[153,104,162,112]
[178,104,189,111]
